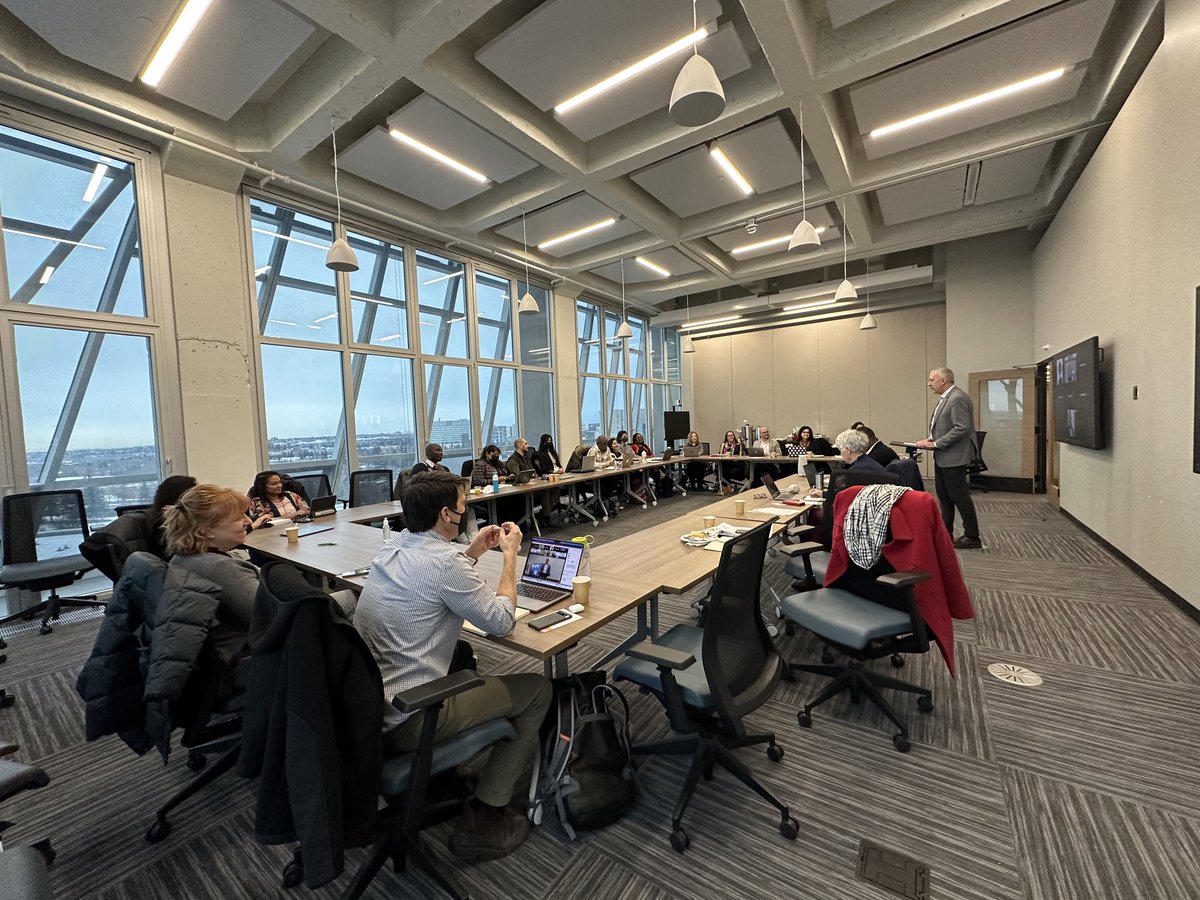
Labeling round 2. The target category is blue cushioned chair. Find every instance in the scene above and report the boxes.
[614,520,798,852]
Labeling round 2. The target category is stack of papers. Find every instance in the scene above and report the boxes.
[463,607,529,637]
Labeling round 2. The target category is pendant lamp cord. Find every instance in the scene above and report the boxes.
[522,208,531,288]
[692,0,699,56]
[799,105,807,217]
[331,116,343,226]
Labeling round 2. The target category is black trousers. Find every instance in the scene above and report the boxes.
[934,464,979,539]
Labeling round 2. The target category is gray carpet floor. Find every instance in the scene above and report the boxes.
[2,487,1198,899]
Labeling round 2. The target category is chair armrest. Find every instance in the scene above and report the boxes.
[786,523,815,539]
[876,570,931,590]
[778,541,823,558]
[391,670,484,714]
[0,742,18,758]
[625,640,695,670]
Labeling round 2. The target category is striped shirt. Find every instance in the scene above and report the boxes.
[354,528,516,730]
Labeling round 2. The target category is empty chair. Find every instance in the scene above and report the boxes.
[287,472,333,505]
[967,430,988,491]
[0,490,102,635]
[615,520,798,852]
[349,469,394,508]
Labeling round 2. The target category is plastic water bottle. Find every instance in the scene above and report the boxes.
[491,472,500,494]
[381,516,391,544]
[570,535,592,578]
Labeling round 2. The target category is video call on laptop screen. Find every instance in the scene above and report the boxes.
[522,539,583,589]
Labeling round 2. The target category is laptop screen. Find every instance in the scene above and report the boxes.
[802,462,820,490]
[310,494,337,513]
[521,538,585,590]
[761,474,780,498]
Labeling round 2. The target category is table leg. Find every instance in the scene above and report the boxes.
[594,593,660,668]
[543,650,570,679]
[566,483,599,526]
[622,471,646,510]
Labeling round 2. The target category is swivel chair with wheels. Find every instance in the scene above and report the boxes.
[0,490,102,634]
[967,431,988,491]
[78,508,161,583]
[349,469,394,508]
[615,520,798,852]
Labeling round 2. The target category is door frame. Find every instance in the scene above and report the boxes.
[967,368,1037,492]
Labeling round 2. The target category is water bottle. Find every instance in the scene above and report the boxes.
[491,472,500,494]
[381,516,391,544]
[570,535,593,578]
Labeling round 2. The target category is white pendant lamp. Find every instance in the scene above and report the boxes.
[834,198,858,301]
[788,105,822,252]
[325,117,359,273]
[859,257,877,330]
[616,258,634,338]
[517,209,539,314]
[682,293,696,352]
[669,1,724,127]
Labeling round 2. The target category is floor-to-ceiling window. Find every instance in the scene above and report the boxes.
[249,197,554,494]
[0,113,180,537]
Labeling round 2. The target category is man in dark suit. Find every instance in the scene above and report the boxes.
[857,425,900,468]
[916,367,981,549]
[411,443,450,475]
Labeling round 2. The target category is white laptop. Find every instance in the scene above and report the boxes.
[515,537,587,611]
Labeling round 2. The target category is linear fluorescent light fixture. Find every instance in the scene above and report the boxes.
[680,315,742,330]
[82,163,108,202]
[870,68,1067,139]
[389,129,490,184]
[376,333,403,342]
[312,312,339,324]
[140,0,214,87]
[538,217,618,251]
[782,298,837,312]
[39,266,55,284]
[709,145,753,195]
[635,257,671,277]
[251,227,329,252]
[421,270,464,286]
[2,227,106,251]
[731,229,825,256]
[554,27,709,114]
[253,265,272,278]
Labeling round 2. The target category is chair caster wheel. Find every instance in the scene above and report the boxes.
[145,819,171,843]
[766,624,778,638]
[670,828,689,853]
[187,752,207,771]
[917,696,934,713]
[0,692,13,709]
[892,734,911,753]
[529,801,544,826]
[39,624,53,635]
[891,653,905,668]
[602,516,609,522]
[779,816,799,840]
[820,648,835,664]
[651,501,658,507]
[641,504,647,510]
[0,654,6,665]
[767,743,783,763]
[797,711,812,728]
[282,860,304,888]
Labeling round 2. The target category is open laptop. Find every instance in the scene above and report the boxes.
[309,495,338,518]
[514,469,535,485]
[761,474,810,508]
[803,462,822,491]
[681,445,702,457]
[579,455,597,473]
[660,447,675,461]
[746,446,765,457]
[515,537,587,610]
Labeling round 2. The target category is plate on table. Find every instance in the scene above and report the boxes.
[680,530,713,546]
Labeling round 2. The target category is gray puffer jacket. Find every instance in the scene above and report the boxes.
[75,552,222,760]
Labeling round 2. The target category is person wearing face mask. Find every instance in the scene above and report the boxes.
[471,443,521,524]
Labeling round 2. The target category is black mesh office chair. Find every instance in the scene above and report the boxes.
[615,520,798,851]
[968,431,988,491]
[113,503,152,516]
[286,472,332,505]
[349,469,394,508]
[459,459,474,478]
[0,490,102,635]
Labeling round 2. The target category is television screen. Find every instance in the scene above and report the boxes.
[663,411,691,443]
[1053,336,1104,450]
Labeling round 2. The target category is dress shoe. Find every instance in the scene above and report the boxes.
[449,799,531,862]
[952,535,983,549]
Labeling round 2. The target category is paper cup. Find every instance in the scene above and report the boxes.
[285,525,299,544]
[734,498,746,516]
[571,575,591,607]
[702,515,716,529]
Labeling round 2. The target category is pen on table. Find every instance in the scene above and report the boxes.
[318,542,338,546]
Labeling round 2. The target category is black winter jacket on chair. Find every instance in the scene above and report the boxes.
[237,561,384,890]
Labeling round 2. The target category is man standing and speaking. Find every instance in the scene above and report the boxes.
[915,367,982,549]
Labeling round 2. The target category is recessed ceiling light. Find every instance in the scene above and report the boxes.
[869,68,1067,138]
[709,145,753,195]
[730,229,825,255]
[554,27,711,115]
[38,266,55,285]
[389,129,490,184]
[140,0,215,87]
[82,163,108,202]
[538,217,618,251]
[635,257,671,277]
[680,315,742,330]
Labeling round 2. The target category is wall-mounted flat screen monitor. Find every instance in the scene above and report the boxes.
[1052,336,1104,450]
[664,411,692,442]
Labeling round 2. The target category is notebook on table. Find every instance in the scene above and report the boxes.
[514,537,587,611]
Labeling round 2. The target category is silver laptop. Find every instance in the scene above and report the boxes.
[515,537,587,611]
[309,495,338,518]
[681,445,702,457]
[579,455,597,473]
[746,446,765,457]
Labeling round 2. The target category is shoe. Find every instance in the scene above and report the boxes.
[449,800,531,862]
[952,535,983,549]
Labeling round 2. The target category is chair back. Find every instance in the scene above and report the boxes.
[701,521,780,728]
[349,469,394,508]
[967,431,988,475]
[286,473,332,505]
[817,468,900,550]
[114,503,152,516]
[78,509,156,582]
[2,490,90,566]
[395,469,414,501]
[886,457,924,491]
[460,459,474,478]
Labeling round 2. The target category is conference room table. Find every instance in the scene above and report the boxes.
[244,473,815,677]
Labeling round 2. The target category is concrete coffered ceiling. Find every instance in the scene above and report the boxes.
[0,0,1162,319]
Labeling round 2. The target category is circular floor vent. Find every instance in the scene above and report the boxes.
[987,663,1043,686]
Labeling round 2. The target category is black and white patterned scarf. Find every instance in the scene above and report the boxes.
[843,484,911,569]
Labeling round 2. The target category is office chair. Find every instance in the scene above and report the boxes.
[114,503,152,516]
[78,508,159,582]
[886,457,925,491]
[394,469,414,501]
[0,490,102,635]
[286,472,333,505]
[349,469,394,508]
[0,743,53,900]
[459,459,474,478]
[615,521,798,852]
[780,490,941,752]
[967,431,989,492]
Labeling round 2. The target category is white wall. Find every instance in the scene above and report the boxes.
[1031,0,1200,609]
[684,304,946,457]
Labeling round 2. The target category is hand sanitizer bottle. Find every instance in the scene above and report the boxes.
[492,472,500,494]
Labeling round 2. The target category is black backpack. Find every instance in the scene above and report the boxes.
[536,671,636,838]
[655,471,676,497]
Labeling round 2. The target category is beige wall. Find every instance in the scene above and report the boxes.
[1031,0,1200,609]
[686,304,946,460]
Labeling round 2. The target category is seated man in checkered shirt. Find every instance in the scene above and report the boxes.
[354,470,552,862]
